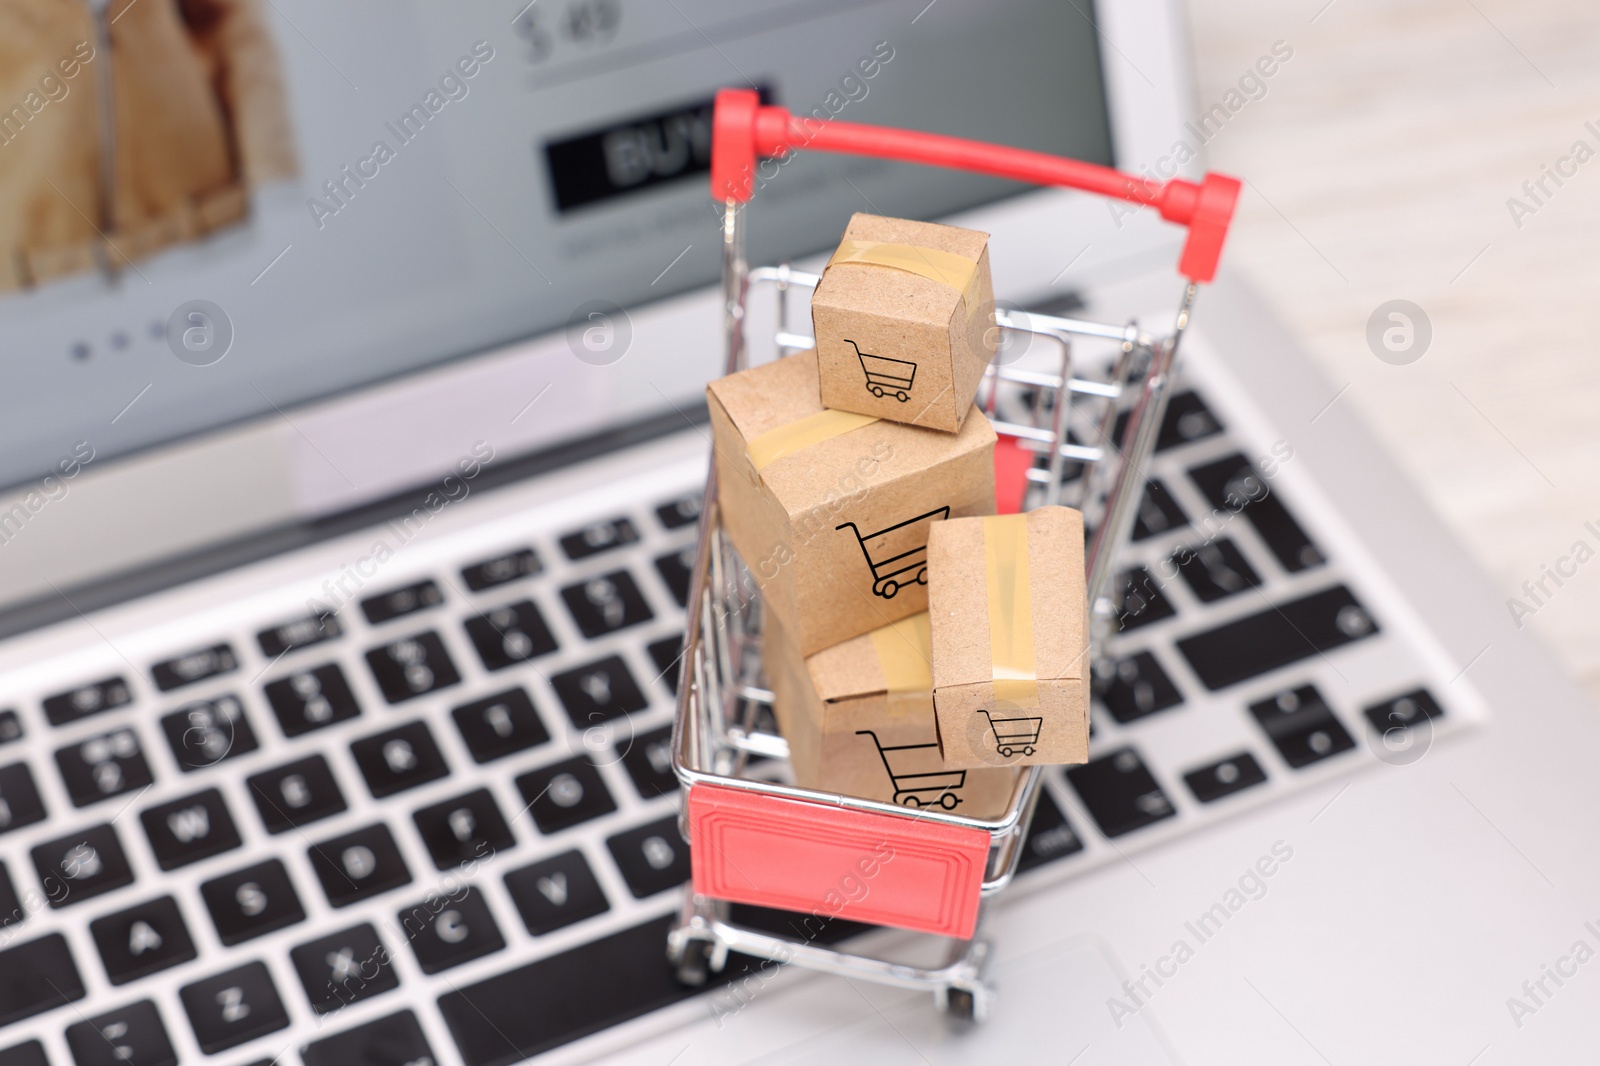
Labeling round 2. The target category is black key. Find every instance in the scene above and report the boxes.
[365,631,461,703]
[32,824,134,908]
[360,579,444,624]
[64,1000,175,1066]
[620,726,678,798]
[504,850,609,935]
[398,886,505,974]
[1188,453,1324,572]
[248,755,346,833]
[200,860,305,946]
[606,816,690,898]
[654,546,696,607]
[562,570,655,638]
[452,688,549,763]
[1098,652,1184,725]
[1066,748,1177,838]
[0,711,21,746]
[0,863,22,927]
[1017,789,1084,873]
[1156,390,1224,449]
[655,493,702,529]
[90,896,197,986]
[0,934,84,1026]
[290,923,398,1014]
[263,663,361,736]
[413,789,514,870]
[140,788,242,870]
[1176,585,1380,691]
[1184,752,1268,803]
[1364,688,1445,736]
[1249,685,1355,768]
[647,637,684,695]
[515,758,616,834]
[55,727,153,807]
[42,676,132,727]
[551,655,647,727]
[463,601,559,671]
[308,823,411,908]
[256,611,341,658]
[302,1010,435,1066]
[0,762,47,835]
[150,643,237,692]
[0,1041,47,1066]
[179,962,290,1054]
[1174,537,1261,603]
[1115,567,1177,632]
[350,721,449,798]
[1130,479,1189,541]
[461,547,542,591]
[160,694,259,772]
[559,516,639,560]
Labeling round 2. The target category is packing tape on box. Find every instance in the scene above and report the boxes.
[984,513,1040,707]
[828,239,985,316]
[746,408,880,472]
[869,613,935,718]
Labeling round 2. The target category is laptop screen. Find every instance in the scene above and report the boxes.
[0,0,1111,494]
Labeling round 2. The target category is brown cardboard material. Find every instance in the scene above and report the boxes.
[810,213,996,433]
[927,506,1091,769]
[765,610,1020,819]
[707,350,996,655]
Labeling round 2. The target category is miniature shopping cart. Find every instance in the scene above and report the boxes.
[669,89,1240,1020]
[977,709,1044,758]
[834,506,949,599]
[849,338,917,402]
[855,729,969,810]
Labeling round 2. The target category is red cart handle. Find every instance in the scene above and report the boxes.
[710,87,1240,284]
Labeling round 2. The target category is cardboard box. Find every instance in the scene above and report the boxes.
[707,350,995,655]
[765,610,1019,819]
[928,507,1091,769]
[811,213,996,434]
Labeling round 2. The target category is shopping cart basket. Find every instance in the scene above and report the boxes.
[669,88,1240,1020]
[849,338,917,402]
[976,709,1044,759]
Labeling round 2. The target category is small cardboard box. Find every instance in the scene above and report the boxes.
[765,610,1019,818]
[928,507,1091,769]
[707,350,995,656]
[811,213,996,434]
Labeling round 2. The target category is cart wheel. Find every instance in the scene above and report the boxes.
[915,568,928,586]
[900,795,923,808]
[938,793,960,810]
[671,939,712,987]
[1022,746,1035,757]
[942,987,979,1022]
[879,581,899,599]
[870,386,884,398]
[894,391,909,402]
[997,746,1013,758]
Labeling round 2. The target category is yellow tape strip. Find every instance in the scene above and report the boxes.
[984,513,1039,707]
[746,409,879,472]
[870,613,934,718]
[829,239,983,314]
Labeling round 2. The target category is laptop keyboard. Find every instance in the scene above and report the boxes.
[0,379,1474,1065]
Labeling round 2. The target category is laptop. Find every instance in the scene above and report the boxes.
[0,1,1588,1063]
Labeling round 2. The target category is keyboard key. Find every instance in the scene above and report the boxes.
[32,824,134,907]
[647,637,684,695]
[1188,453,1324,572]
[504,850,609,935]
[654,546,696,607]
[140,788,241,870]
[562,570,655,638]
[1017,789,1084,873]
[0,762,47,835]
[64,1000,174,1066]
[1115,567,1177,632]
[201,860,305,946]
[263,664,361,736]
[515,758,616,834]
[0,1041,47,1066]
[620,726,678,798]
[552,655,647,727]
[452,688,549,763]
[179,961,289,1054]
[42,676,132,727]
[248,755,346,833]
[1176,585,1380,691]
[463,601,559,671]
[160,695,259,772]
[302,1009,435,1066]
[1249,685,1355,768]
[0,711,21,746]
[308,823,411,907]
[1130,479,1188,541]
[256,611,341,658]
[413,789,514,870]
[360,579,444,625]
[559,516,639,560]
[0,934,84,1026]
[55,727,153,807]
[0,864,22,927]
[365,631,461,703]
[606,816,690,898]
[1116,389,1224,453]
[655,493,702,529]
[1098,652,1184,725]
[398,886,505,974]
[351,721,449,798]
[150,643,237,692]
[462,547,542,591]
[1175,537,1261,603]
[1066,748,1176,838]
[290,923,398,1014]
[1184,752,1268,803]
[1364,688,1445,736]
[90,896,197,986]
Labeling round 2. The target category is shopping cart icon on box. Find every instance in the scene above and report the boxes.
[977,709,1043,758]
[847,338,915,402]
[856,730,966,810]
[835,506,949,599]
